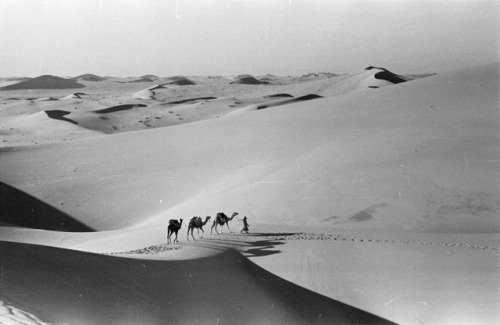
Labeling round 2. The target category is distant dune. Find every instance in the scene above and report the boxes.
[167,76,196,85]
[365,66,408,84]
[132,88,157,99]
[61,92,86,100]
[140,74,159,80]
[129,77,155,83]
[231,76,269,85]
[0,63,498,325]
[70,74,106,82]
[0,75,85,90]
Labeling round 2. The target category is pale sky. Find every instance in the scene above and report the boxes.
[0,0,498,77]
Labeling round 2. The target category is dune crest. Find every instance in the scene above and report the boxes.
[167,76,196,85]
[0,241,395,325]
[0,75,85,90]
[70,74,106,82]
[0,63,498,325]
[231,75,270,85]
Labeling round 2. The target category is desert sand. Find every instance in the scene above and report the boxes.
[0,64,498,324]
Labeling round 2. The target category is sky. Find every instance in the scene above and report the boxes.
[0,0,498,77]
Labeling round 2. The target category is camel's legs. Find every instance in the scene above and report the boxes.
[199,228,204,239]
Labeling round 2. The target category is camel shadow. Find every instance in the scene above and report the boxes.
[246,232,303,237]
[0,182,94,232]
[239,232,308,257]
[185,233,289,258]
[242,239,285,257]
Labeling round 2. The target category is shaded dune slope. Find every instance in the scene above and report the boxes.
[231,76,269,85]
[0,182,94,232]
[285,66,409,96]
[365,66,408,83]
[167,76,196,85]
[0,75,85,90]
[230,93,323,113]
[45,110,78,124]
[255,93,323,110]
[94,103,148,114]
[0,241,395,325]
[165,96,218,104]
[265,93,294,98]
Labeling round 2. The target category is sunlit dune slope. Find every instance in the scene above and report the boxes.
[0,63,497,234]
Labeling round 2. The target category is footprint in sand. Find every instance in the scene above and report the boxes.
[267,232,498,251]
[109,244,180,255]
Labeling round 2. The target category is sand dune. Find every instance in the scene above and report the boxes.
[61,92,86,100]
[70,74,106,82]
[0,75,85,90]
[0,241,394,325]
[229,93,323,114]
[0,63,498,325]
[167,76,196,85]
[231,75,270,85]
[3,63,495,232]
[365,66,408,83]
[0,110,103,146]
[132,88,157,99]
[140,74,160,80]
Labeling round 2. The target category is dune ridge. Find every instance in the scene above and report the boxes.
[0,75,85,90]
[1,63,497,232]
[231,75,270,85]
[0,241,395,325]
[70,74,106,82]
[167,76,196,85]
[0,62,498,325]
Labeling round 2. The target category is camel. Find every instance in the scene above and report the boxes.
[187,216,211,241]
[210,212,238,234]
[167,219,183,244]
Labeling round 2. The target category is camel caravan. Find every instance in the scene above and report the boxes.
[167,212,247,244]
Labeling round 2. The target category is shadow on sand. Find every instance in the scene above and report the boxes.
[241,233,304,257]
[45,110,78,124]
[0,182,94,232]
[186,232,305,258]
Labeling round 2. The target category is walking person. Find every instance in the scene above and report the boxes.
[240,216,249,234]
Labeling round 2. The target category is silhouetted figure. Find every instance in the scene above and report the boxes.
[241,216,249,234]
[167,219,183,244]
[211,212,238,234]
[187,216,211,241]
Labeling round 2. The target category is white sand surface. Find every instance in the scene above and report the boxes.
[0,63,498,324]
